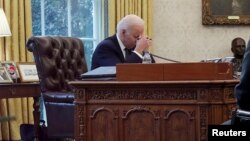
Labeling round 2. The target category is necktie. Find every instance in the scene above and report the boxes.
[124,48,132,59]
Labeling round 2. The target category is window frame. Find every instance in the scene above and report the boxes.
[39,0,104,46]
[33,0,106,69]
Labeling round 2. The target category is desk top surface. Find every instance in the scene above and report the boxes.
[69,79,239,86]
[0,82,40,99]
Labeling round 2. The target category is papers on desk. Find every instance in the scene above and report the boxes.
[80,66,116,80]
[201,57,235,63]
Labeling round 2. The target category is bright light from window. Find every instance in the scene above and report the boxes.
[31,0,106,70]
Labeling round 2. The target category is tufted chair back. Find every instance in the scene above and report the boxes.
[26,36,88,139]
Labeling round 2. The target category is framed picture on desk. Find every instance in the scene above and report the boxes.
[0,67,13,83]
[0,61,20,81]
[17,62,39,82]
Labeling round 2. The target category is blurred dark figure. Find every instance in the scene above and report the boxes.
[231,37,246,79]
[222,38,250,125]
[235,38,250,111]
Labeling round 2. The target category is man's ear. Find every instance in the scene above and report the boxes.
[122,29,126,34]
[231,46,236,53]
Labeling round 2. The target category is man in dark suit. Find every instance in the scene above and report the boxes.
[235,38,250,111]
[91,14,155,70]
[231,37,246,79]
[222,39,250,125]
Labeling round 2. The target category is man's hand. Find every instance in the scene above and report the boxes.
[134,35,152,55]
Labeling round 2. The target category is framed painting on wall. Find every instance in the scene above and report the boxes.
[17,62,39,82]
[202,0,250,25]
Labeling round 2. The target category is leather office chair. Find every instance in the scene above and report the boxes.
[231,108,250,125]
[26,36,88,140]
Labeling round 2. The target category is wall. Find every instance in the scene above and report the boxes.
[152,0,250,63]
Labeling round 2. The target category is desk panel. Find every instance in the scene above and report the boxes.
[0,83,41,141]
[70,80,239,141]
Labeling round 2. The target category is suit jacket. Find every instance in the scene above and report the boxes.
[235,39,250,110]
[91,34,155,70]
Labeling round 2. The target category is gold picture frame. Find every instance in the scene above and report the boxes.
[0,67,13,83]
[202,0,250,25]
[17,62,39,82]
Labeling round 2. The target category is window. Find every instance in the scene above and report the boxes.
[31,0,106,69]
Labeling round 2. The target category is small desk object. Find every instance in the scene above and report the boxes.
[70,63,239,141]
[0,83,40,141]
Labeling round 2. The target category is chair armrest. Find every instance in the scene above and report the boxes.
[231,108,250,125]
[236,109,250,120]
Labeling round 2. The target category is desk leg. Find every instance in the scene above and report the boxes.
[33,96,40,141]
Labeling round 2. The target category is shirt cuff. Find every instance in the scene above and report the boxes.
[133,50,143,59]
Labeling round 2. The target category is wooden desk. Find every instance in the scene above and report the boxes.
[0,83,40,141]
[70,80,239,141]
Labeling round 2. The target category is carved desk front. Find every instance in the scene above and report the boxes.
[69,80,239,141]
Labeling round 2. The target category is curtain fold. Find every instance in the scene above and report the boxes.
[0,0,33,140]
[108,0,153,39]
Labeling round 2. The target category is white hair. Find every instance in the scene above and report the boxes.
[117,14,144,34]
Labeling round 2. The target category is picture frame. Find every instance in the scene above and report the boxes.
[0,67,13,83]
[0,61,20,81]
[202,0,250,25]
[17,62,39,82]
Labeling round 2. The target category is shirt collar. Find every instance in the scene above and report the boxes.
[116,34,126,58]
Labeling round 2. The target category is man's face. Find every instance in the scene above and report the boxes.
[122,25,144,49]
[235,39,245,56]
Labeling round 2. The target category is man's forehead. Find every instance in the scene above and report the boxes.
[236,39,245,45]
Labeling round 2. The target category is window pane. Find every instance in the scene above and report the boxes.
[44,0,68,35]
[82,40,94,69]
[71,0,93,38]
[31,0,41,36]
[31,0,105,70]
